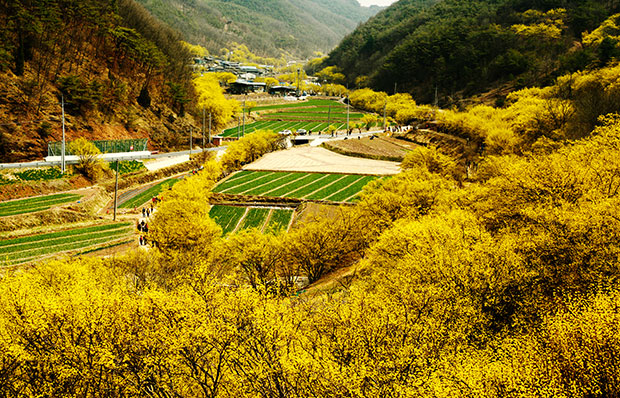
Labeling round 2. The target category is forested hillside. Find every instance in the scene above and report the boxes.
[135,0,381,58]
[0,0,195,162]
[324,0,620,104]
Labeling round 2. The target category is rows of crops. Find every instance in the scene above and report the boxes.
[213,171,379,203]
[252,99,342,111]
[264,111,364,119]
[222,121,361,137]
[119,178,180,209]
[222,99,366,138]
[0,193,82,217]
[209,205,246,235]
[0,222,133,267]
[209,205,294,235]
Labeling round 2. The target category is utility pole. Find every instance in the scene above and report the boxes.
[237,116,240,139]
[113,160,119,221]
[297,68,301,96]
[434,86,439,108]
[208,113,212,144]
[383,100,387,131]
[61,94,66,174]
[346,94,350,134]
[189,127,192,156]
[202,107,206,152]
[394,82,397,95]
[242,98,246,137]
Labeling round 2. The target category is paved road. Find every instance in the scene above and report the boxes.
[0,130,386,169]
[0,146,226,169]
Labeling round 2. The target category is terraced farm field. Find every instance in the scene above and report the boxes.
[222,120,357,138]
[213,171,379,203]
[222,99,372,138]
[119,178,180,208]
[323,136,412,161]
[0,222,133,267]
[209,205,294,235]
[0,193,82,217]
[252,99,342,111]
[209,205,246,235]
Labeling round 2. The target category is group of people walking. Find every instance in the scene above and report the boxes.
[137,203,154,247]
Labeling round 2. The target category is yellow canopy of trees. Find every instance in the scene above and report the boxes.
[220,130,286,171]
[316,66,346,84]
[182,41,209,57]
[69,137,108,180]
[194,74,240,132]
[583,13,620,46]
[3,115,620,395]
[4,53,620,396]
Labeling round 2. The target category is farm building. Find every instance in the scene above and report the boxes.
[229,80,267,94]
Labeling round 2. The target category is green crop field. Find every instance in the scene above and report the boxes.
[265,173,326,197]
[282,174,343,198]
[119,178,180,208]
[212,171,379,202]
[0,222,133,266]
[216,173,284,195]
[222,120,347,137]
[253,99,343,111]
[266,111,363,119]
[0,193,82,217]
[209,205,246,235]
[326,175,379,202]
[305,175,362,200]
[209,205,294,235]
[221,98,368,138]
[215,171,273,192]
[242,173,309,196]
[266,209,293,232]
[239,208,270,230]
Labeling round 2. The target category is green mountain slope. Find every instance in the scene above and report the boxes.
[0,0,196,162]
[135,0,382,58]
[325,0,620,104]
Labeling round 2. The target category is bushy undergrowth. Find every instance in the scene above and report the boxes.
[109,160,146,175]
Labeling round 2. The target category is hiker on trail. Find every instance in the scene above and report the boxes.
[144,223,149,233]
[142,208,146,217]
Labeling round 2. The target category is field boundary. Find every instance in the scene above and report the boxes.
[239,169,387,177]
[231,207,250,234]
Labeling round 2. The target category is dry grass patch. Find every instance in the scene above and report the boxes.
[322,136,413,161]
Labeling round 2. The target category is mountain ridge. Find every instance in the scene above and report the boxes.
[324,0,620,105]
[135,0,383,58]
